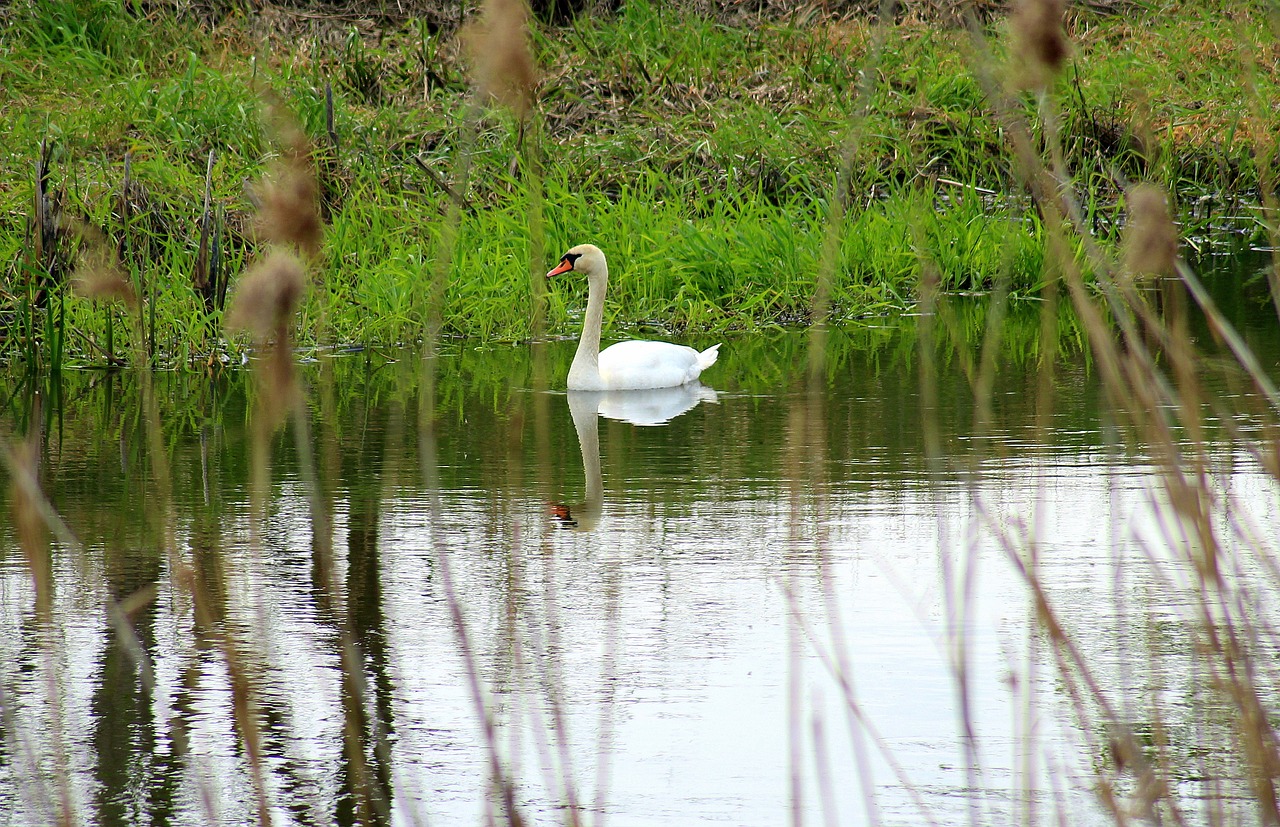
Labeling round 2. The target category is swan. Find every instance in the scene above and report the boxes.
[547,244,721,391]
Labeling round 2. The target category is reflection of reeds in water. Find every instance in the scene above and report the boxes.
[22,90,392,826]
[236,97,408,826]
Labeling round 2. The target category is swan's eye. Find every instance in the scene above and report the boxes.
[564,253,581,266]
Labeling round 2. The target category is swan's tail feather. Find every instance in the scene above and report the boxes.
[696,343,721,372]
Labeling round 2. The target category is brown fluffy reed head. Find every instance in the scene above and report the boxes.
[225,250,306,341]
[71,223,137,308]
[252,92,323,259]
[73,256,137,308]
[1009,0,1069,91]
[463,0,538,119]
[252,159,323,260]
[227,249,305,429]
[1123,183,1179,278]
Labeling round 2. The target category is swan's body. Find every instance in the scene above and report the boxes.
[547,244,721,391]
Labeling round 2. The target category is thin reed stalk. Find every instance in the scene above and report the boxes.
[411,2,542,823]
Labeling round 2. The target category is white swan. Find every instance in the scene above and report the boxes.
[547,244,721,391]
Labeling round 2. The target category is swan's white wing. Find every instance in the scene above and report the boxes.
[597,340,708,390]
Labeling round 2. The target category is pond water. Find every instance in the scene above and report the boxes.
[2,262,1280,827]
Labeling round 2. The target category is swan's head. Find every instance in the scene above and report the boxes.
[547,243,607,283]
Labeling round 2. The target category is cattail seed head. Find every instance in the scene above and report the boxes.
[252,159,322,260]
[227,250,305,429]
[73,265,137,307]
[1123,184,1179,278]
[251,91,324,259]
[74,252,137,308]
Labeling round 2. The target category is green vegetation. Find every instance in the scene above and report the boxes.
[0,0,1276,366]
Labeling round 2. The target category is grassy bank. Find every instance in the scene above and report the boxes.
[0,0,1276,365]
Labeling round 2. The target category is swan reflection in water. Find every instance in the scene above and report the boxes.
[551,383,718,530]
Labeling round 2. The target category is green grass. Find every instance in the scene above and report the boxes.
[0,0,1277,366]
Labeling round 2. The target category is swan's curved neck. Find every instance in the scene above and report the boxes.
[569,269,607,389]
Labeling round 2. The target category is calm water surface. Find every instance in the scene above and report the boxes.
[2,272,1280,827]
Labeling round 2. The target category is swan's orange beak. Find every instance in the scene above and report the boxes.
[546,259,575,278]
